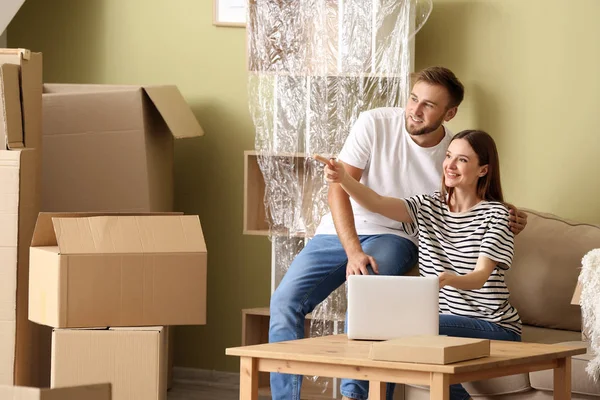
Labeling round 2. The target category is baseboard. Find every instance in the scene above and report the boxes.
[173,367,240,389]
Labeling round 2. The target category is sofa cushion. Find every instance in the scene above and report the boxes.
[522,325,583,344]
[529,341,600,396]
[404,372,532,398]
[405,373,531,397]
[505,210,600,331]
[463,375,532,396]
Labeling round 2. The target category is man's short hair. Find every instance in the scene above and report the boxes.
[413,66,464,109]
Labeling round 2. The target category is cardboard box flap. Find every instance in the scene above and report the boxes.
[572,280,582,305]
[43,83,141,94]
[142,86,204,139]
[31,212,181,247]
[0,63,24,149]
[33,214,205,254]
[0,383,112,399]
[0,48,31,60]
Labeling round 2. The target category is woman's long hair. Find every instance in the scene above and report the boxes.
[441,130,504,203]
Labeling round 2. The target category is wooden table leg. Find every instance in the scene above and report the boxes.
[368,381,386,400]
[554,357,572,400]
[239,356,258,400]
[430,373,449,400]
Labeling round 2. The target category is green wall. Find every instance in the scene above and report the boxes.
[9,0,600,373]
[415,0,600,223]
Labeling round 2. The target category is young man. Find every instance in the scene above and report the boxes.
[268,66,528,400]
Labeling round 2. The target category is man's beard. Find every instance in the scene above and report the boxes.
[405,114,445,136]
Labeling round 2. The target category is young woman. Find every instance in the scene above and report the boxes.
[318,130,521,400]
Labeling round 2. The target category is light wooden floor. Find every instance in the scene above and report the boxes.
[167,382,271,400]
[167,368,272,400]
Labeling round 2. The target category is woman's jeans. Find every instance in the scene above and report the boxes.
[438,315,521,400]
[268,234,418,400]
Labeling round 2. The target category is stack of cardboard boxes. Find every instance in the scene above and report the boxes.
[0,48,45,388]
[0,48,208,400]
[29,212,207,400]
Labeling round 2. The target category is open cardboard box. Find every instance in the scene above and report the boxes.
[29,213,207,328]
[41,83,203,213]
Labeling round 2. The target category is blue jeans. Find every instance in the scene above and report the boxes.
[268,234,418,400]
[439,314,521,400]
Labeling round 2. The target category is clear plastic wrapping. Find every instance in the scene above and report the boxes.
[247,0,433,392]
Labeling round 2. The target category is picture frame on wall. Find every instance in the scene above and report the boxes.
[213,0,246,27]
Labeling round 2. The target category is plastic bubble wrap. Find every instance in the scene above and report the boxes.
[248,0,432,393]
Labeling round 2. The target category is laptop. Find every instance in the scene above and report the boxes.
[347,275,439,340]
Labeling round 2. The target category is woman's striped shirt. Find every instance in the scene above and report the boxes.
[402,192,521,335]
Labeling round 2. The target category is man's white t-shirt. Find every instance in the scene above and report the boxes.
[314,107,453,244]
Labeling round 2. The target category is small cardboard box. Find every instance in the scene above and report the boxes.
[0,383,111,399]
[0,63,24,149]
[29,213,207,328]
[52,327,164,400]
[41,83,203,213]
[369,335,490,364]
[0,49,43,151]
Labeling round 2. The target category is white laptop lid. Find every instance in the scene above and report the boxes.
[347,275,439,340]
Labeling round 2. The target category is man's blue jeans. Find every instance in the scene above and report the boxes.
[268,234,418,400]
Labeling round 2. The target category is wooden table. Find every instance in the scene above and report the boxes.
[226,334,586,400]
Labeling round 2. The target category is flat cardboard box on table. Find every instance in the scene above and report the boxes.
[29,213,207,328]
[0,383,111,399]
[52,327,165,400]
[41,83,203,213]
[369,335,491,364]
[0,48,45,387]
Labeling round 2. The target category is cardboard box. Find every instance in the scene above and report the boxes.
[52,327,165,400]
[0,49,42,150]
[0,149,42,387]
[29,213,207,328]
[0,63,24,149]
[571,281,590,341]
[369,335,490,364]
[0,383,111,399]
[0,48,45,387]
[41,83,203,213]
